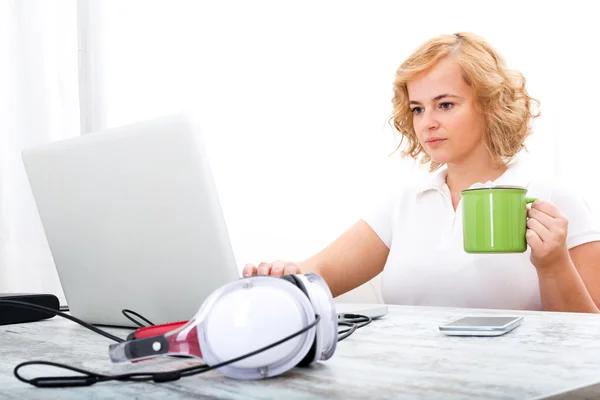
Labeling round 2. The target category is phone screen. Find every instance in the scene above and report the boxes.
[444,316,520,328]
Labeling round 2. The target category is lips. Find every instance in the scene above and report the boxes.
[425,138,447,149]
[426,138,446,144]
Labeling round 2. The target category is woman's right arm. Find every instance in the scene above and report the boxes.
[242,219,390,298]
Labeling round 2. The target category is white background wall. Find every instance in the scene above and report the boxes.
[1,0,80,295]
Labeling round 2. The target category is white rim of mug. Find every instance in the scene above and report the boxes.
[461,185,526,193]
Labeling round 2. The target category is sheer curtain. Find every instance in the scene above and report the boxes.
[0,0,80,298]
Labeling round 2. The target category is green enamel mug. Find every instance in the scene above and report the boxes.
[461,186,537,253]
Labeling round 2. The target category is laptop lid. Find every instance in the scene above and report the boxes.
[22,114,240,327]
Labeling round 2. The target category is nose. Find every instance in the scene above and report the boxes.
[419,109,440,131]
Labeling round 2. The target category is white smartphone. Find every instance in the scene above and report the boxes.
[438,316,523,336]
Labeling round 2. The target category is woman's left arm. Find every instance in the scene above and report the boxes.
[527,200,600,313]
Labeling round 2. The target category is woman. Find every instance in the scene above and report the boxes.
[243,32,600,313]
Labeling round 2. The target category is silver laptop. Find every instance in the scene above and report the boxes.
[22,114,241,327]
[23,113,387,328]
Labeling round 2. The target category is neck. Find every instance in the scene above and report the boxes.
[445,154,508,196]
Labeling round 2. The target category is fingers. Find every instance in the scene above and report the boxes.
[256,262,272,276]
[526,228,543,249]
[528,201,569,240]
[242,264,257,277]
[270,260,287,277]
[242,261,301,277]
[528,206,556,231]
[530,199,563,219]
[283,263,300,275]
[242,262,271,277]
[526,216,551,242]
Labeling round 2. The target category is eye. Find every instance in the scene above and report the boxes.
[439,102,454,110]
[410,107,424,115]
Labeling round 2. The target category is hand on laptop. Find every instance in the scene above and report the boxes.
[242,261,302,277]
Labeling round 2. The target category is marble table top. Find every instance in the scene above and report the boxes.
[2,304,600,399]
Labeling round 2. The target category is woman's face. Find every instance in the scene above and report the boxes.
[407,57,487,166]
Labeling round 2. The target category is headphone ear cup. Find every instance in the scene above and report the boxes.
[296,336,317,367]
[279,274,318,367]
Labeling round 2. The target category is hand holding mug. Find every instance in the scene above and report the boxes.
[526,199,570,269]
[242,260,303,277]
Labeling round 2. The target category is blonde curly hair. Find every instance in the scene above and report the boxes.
[390,32,540,171]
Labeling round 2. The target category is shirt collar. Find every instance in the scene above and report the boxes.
[415,155,533,196]
[416,165,448,195]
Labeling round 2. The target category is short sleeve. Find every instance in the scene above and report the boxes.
[551,184,600,249]
[360,190,402,249]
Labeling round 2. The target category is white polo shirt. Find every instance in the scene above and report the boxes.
[363,159,600,311]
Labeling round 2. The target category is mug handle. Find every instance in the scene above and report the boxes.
[525,197,538,204]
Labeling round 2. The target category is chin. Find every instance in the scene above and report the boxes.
[427,152,453,165]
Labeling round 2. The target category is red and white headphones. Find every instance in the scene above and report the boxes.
[109,273,339,379]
